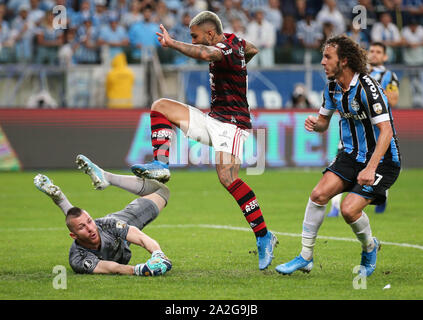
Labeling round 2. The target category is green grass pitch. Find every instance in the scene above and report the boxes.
[0,168,422,300]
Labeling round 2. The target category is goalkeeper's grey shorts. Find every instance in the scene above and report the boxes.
[105,198,159,231]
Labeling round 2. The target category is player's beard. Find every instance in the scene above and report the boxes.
[328,61,343,80]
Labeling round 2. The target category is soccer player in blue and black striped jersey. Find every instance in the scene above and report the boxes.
[328,41,400,216]
[275,35,401,277]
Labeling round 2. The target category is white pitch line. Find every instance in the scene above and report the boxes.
[149,224,423,251]
[1,224,422,251]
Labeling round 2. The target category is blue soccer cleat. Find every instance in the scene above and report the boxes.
[375,202,387,214]
[131,160,170,183]
[359,237,381,277]
[76,154,110,190]
[34,174,63,201]
[275,255,314,275]
[257,231,278,270]
[327,206,340,217]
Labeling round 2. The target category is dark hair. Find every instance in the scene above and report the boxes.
[370,41,387,54]
[323,35,369,74]
[66,207,84,231]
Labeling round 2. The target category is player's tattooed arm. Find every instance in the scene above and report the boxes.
[171,41,223,62]
[244,40,259,63]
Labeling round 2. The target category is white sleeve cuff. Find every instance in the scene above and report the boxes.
[319,107,335,116]
[371,114,390,125]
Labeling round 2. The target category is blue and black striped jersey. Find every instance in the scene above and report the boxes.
[370,65,399,92]
[320,73,401,166]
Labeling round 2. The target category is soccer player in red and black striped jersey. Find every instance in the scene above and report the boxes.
[131,11,278,270]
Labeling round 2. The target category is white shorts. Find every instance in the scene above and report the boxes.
[185,106,249,160]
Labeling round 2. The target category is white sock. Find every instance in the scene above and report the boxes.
[331,193,342,211]
[300,198,327,261]
[349,212,375,252]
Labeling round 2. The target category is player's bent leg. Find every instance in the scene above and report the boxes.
[276,172,347,275]
[76,154,110,190]
[34,174,73,215]
[216,152,277,270]
[131,99,190,183]
[342,193,380,277]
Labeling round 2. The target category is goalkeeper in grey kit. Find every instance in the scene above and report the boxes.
[34,154,172,276]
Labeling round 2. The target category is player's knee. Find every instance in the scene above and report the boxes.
[339,202,357,222]
[156,183,170,206]
[310,188,330,205]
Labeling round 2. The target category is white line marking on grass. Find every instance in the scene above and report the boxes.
[149,224,423,251]
[1,224,422,251]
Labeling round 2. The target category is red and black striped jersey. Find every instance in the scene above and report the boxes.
[208,33,252,129]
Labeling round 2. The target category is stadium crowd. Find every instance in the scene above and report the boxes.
[0,0,422,66]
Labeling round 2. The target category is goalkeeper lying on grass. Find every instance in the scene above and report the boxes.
[34,154,172,277]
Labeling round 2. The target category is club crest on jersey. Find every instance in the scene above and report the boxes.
[351,98,360,111]
[373,103,383,114]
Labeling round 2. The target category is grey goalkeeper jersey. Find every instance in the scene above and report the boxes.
[69,217,131,274]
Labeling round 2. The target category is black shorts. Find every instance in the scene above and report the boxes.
[323,151,401,205]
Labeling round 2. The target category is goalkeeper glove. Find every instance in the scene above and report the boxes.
[134,257,170,276]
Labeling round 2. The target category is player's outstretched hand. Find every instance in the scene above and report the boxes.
[156,24,173,48]
[134,257,172,277]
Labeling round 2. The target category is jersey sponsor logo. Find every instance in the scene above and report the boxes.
[152,130,173,139]
[245,199,259,213]
[222,48,233,56]
[339,111,368,120]
[373,103,383,114]
[362,75,379,100]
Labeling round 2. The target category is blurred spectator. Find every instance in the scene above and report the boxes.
[266,0,283,31]
[224,17,247,39]
[400,0,423,23]
[401,17,423,108]
[293,0,307,20]
[92,0,111,31]
[219,0,249,30]
[109,0,130,20]
[346,21,370,49]
[154,1,177,30]
[74,17,100,63]
[335,0,358,23]
[296,9,323,49]
[28,0,46,25]
[121,0,143,29]
[58,28,78,66]
[246,8,276,67]
[182,0,205,20]
[0,16,14,63]
[401,17,423,66]
[106,53,135,108]
[285,83,312,109]
[10,4,36,63]
[316,0,346,36]
[170,11,193,64]
[35,11,65,64]
[70,0,93,28]
[321,21,335,44]
[128,6,160,62]
[276,15,298,47]
[242,0,269,17]
[370,11,402,62]
[98,13,129,61]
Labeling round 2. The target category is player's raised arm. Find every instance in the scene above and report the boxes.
[156,24,222,62]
